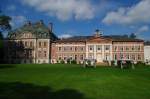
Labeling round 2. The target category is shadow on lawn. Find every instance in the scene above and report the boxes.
[0,64,16,69]
[0,82,88,99]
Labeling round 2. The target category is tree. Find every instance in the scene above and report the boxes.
[0,13,11,31]
[129,33,136,39]
[0,12,11,63]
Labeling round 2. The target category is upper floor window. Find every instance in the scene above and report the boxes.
[97,45,101,51]
[105,45,110,50]
[64,47,67,51]
[58,47,61,51]
[114,46,117,51]
[138,46,140,51]
[70,47,72,51]
[39,42,41,47]
[25,41,27,46]
[132,46,134,51]
[30,42,33,47]
[80,47,84,51]
[89,45,94,51]
[44,42,47,47]
[120,46,123,51]
[126,47,129,51]
[75,47,77,51]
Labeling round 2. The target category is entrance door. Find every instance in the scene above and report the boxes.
[97,54,102,62]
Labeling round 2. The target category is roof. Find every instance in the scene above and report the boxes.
[7,21,58,39]
[104,35,143,42]
[144,41,150,45]
[54,36,92,43]
[54,35,143,43]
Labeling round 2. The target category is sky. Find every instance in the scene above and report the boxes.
[0,0,150,40]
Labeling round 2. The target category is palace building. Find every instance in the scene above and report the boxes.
[4,21,144,64]
[4,20,57,64]
[51,30,144,64]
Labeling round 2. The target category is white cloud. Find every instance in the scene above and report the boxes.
[58,34,72,38]
[136,25,149,34]
[21,0,96,21]
[102,0,150,25]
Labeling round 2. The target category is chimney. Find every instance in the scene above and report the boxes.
[39,20,43,25]
[49,22,53,32]
[94,29,102,37]
[26,20,31,26]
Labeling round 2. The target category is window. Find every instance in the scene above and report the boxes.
[114,46,117,51]
[44,42,47,47]
[38,51,41,57]
[38,60,40,63]
[132,46,134,51]
[70,47,72,51]
[43,60,46,63]
[114,54,117,60]
[58,57,61,60]
[80,55,84,60]
[97,45,101,51]
[105,54,108,60]
[138,46,140,51]
[126,54,130,59]
[44,51,47,57]
[58,47,61,51]
[105,45,110,50]
[126,47,129,51]
[120,54,123,59]
[64,47,67,51]
[132,55,135,60]
[64,57,67,60]
[25,41,27,46]
[89,45,94,51]
[75,55,77,60]
[39,42,41,47]
[75,47,77,51]
[29,50,32,57]
[80,47,84,51]
[120,46,123,51]
[138,54,141,60]
[30,42,33,47]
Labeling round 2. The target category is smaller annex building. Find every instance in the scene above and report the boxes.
[4,20,57,64]
[144,41,150,64]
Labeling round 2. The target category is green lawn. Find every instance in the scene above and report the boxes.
[0,64,150,99]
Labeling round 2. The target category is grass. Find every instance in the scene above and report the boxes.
[0,64,150,99]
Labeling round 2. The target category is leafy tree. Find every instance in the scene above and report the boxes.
[129,33,136,39]
[0,12,11,63]
[0,14,11,31]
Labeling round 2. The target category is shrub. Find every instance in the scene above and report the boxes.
[111,60,115,66]
[87,60,91,65]
[60,60,65,64]
[56,60,59,63]
[124,61,132,69]
[136,61,145,67]
[117,60,121,67]
[71,60,77,64]
[67,59,70,64]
